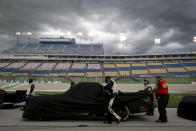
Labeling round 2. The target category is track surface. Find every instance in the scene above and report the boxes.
[4,83,196,93]
[0,108,196,131]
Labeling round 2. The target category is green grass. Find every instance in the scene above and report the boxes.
[36,91,64,95]
[153,93,196,108]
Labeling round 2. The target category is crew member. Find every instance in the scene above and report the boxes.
[104,76,121,124]
[144,79,154,116]
[21,79,35,110]
[153,75,169,122]
[26,79,35,102]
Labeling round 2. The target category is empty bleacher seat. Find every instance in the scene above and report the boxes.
[149,69,167,74]
[37,63,56,70]
[54,63,70,70]
[47,44,65,54]
[22,63,41,69]
[50,70,66,74]
[50,63,71,75]
[103,64,118,76]
[63,44,78,54]
[116,64,130,76]
[131,63,148,76]
[1,62,26,73]
[15,69,33,73]
[148,65,164,69]
[164,62,188,75]
[34,44,52,54]
[68,63,86,76]
[86,64,102,77]
[165,64,182,68]
[17,44,38,54]
[33,70,50,74]
[183,63,196,66]
[132,70,148,75]
[148,62,167,75]
[0,62,10,68]
[183,61,196,75]
[167,68,186,72]
[170,72,189,75]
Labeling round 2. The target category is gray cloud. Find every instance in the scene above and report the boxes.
[0,0,196,54]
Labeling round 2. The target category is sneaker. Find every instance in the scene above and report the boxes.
[155,120,167,123]
[155,120,162,122]
[116,119,120,124]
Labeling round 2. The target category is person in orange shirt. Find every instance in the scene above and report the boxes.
[153,75,169,122]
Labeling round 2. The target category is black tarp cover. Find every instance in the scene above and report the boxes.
[23,82,149,118]
[177,96,196,121]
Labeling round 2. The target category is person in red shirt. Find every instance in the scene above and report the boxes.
[153,75,169,122]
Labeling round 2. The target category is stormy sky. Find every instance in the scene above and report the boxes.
[0,0,196,55]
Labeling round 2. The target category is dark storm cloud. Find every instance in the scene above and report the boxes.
[0,0,196,54]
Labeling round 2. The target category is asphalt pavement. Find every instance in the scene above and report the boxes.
[0,108,196,131]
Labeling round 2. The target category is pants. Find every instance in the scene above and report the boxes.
[156,94,169,121]
[107,96,121,121]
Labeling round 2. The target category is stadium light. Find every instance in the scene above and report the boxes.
[193,37,196,42]
[120,36,127,42]
[16,32,21,35]
[15,32,21,44]
[154,38,161,54]
[27,32,32,36]
[78,32,83,44]
[120,36,127,55]
[154,38,161,45]
[27,32,32,43]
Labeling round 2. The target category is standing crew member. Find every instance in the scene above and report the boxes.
[153,75,169,122]
[26,79,35,102]
[21,79,35,110]
[144,79,154,116]
[103,76,121,124]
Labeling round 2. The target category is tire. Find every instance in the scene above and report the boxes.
[115,105,130,121]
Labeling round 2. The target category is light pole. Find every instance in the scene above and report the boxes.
[154,38,161,54]
[27,32,32,43]
[89,32,94,44]
[77,32,83,44]
[120,35,127,55]
[15,32,21,44]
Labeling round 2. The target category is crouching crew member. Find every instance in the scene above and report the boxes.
[153,75,169,123]
[144,79,154,116]
[104,76,121,124]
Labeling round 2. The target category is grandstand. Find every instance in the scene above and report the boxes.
[4,43,104,55]
[86,63,103,77]
[0,53,196,78]
[103,64,118,76]
[1,36,196,82]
